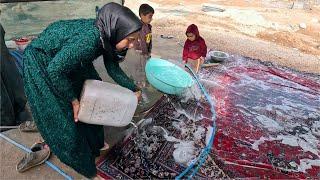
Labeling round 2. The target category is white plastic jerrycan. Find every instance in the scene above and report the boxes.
[78,80,138,127]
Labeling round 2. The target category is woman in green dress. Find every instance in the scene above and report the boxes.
[23,3,142,178]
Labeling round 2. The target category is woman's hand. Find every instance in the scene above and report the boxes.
[72,99,80,123]
[136,81,146,90]
[135,90,142,102]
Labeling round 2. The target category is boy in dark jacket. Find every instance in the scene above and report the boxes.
[135,4,154,56]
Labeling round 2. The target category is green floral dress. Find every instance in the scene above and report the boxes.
[23,19,136,177]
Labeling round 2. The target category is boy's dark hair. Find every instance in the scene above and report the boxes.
[139,4,154,16]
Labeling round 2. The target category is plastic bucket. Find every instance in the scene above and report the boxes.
[208,51,229,63]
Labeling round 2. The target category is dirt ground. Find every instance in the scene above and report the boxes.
[126,0,320,74]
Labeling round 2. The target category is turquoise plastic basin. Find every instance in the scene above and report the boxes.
[145,58,194,95]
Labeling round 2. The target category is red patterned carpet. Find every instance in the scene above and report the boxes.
[97,55,320,179]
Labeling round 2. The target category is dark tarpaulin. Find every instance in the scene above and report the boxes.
[0,24,31,129]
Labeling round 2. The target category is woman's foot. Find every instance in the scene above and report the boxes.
[95,142,110,164]
[99,142,109,151]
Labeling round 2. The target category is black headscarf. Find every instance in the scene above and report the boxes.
[1,24,8,58]
[0,24,14,62]
[95,3,142,62]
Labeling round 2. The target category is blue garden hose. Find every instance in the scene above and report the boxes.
[175,64,217,179]
[0,133,73,180]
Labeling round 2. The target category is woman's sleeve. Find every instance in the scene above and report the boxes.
[103,50,138,92]
[47,39,97,101]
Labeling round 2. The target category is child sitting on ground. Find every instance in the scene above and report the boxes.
[182,24,207,73]
[134,3,154,88]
